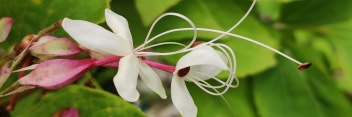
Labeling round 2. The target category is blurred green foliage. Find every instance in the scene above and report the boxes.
[11,85,146,117]
[1,0,352,117]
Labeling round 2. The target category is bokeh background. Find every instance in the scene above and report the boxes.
[1,0,352,117]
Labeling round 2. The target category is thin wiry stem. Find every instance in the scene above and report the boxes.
[207,0,257,43]
[141,42,186,50]
[135,13,197,54]
[210,43,238,87]
[138,28,303,65]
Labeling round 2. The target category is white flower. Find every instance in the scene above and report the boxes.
[171,45,238,117]
[62,9,166,102]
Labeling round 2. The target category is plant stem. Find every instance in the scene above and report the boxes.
[94,56,176,73]
[143,60,175,73]
[93,56,122,66]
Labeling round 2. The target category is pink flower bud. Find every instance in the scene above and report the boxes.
[0,17,14,43]
[18,59,95,90]
[28,36,81,60]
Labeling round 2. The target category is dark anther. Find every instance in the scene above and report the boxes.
[177,67,190,77]
[297,62,312,70]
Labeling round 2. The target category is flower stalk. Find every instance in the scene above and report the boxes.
[93,55,176,73]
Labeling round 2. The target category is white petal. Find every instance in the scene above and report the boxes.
[62,18,132,56]
[188,51,228,80]
[105,9,133,43]
[171,76,197,117]
[113,54,140,102]
[138,59,167,99]
[175,46,228,72]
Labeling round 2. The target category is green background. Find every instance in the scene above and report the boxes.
[1,0,352,116]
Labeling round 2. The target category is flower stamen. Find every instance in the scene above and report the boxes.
[297,62,312,70]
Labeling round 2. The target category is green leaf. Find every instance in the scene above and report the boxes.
[188,79,257,117]
[256,0,282,21]
[293,30,339,72]
[289,41,352,117]
[280,0,352,27]
[254,57,321,117]
[0,0,109,49]
[15,85,146,117]
[10,90,42,116]
[254,56,352,117]
[318,20,352,93]
[135,0,181,26]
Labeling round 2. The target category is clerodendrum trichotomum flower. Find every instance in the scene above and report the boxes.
[59,0,311,116]
[62,9,168,102]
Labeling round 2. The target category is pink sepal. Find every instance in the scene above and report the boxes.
[18,59,95,90]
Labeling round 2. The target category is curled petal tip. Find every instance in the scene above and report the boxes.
[297,62,312,70]
[161,95,167,99]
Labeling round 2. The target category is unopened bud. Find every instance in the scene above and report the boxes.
[0,17,14,43]
[28,36,81,60]
[18,59,95,90]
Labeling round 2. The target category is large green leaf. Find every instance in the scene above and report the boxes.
[14,85,146,117]
[188,79,257,117]
[318,20,352,93]
[280,0,352,27]
[10,90,42,116]
[291,31,334,73]
[256,0,283,21]
[289,19,352,94]
[0,0,109,49]
[254,57,321,117]
[289,40,352,117]
[135,0,181,26]
[254,55,352,117]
